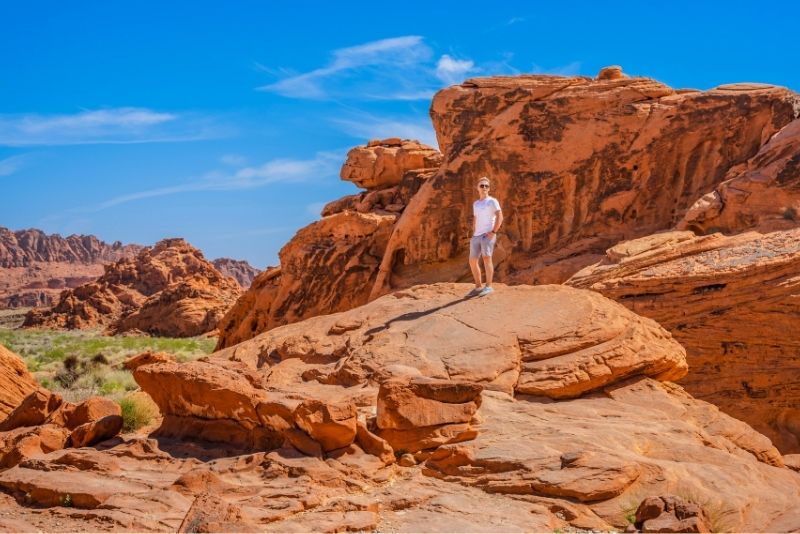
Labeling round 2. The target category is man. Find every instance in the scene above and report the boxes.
[467,176,503,297]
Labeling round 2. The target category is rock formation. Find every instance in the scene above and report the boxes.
[0,345,37,419]
[217,70,800,349]
[678,118,800,235]
[22,238,241,337]
[568,228,800,453]
[211,258,260,289]
[215,138,441,348]
[0,227,142,308]
[1,283,798,531]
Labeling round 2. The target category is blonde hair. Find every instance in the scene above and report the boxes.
[477,176,490,186]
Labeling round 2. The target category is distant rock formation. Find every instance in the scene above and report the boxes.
[0,227,143,308]
[0,227,141,268]
[211,258,260,289]
[22,238,241,337]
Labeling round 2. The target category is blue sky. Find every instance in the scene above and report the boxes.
[2,1,798,268]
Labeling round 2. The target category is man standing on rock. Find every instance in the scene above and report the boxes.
[467,176,503,297]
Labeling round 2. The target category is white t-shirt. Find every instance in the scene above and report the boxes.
[473,196,501,236]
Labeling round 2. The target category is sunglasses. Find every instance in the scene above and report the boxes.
[479,184,490,189]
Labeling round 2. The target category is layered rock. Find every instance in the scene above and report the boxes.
[0,345,37,419]
[211,258,260,289]
[568,229,800,453]
[216,140,440,348]
[1,283,799,532]
[22,238,241,337]
[217,70,800,348]
[0,227,143,309]
[0,388,122,468]
[679,118,800,235]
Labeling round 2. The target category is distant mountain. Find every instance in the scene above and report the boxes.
[0,227,143,308]
[212,258,261,289]
[0,227,143,268]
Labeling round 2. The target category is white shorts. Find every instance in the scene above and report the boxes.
[469,234,496,258]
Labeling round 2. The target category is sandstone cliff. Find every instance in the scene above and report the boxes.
[0,227,143,308]
[22,238,241,337]
[0,345,37,419]
[1,284,798,532]
[217,70,800,349]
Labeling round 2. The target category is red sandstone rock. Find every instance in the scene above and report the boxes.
[69,415,124,448]
[679,118,800,235]
[634,495,711,533]
[568,228,800,453]
[0,388,63,432]
[341,138,442,190]
[22,238,241,337]
[0,345,37,419]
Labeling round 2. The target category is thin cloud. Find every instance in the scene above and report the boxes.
[95,151,340,210]
[436,55,476,84]
[259,35,434,100]
[0,108,231,146]
[0,154,29,176]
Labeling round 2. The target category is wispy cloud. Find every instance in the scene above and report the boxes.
[0,108,231,146]
[331,113,437,148]
[0,154,29,176]
[259,36,489,101]
[435,55,476,84]
[95,151,340,210]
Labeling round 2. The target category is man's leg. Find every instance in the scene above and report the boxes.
[469,256,482,288]
[482,254,494,287]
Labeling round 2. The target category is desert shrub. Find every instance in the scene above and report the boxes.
[119,394,158,432]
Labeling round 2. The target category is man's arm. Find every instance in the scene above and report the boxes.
[489,209,503,236]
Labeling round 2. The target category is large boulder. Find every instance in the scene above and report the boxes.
[23,238,241,337]
[0,345,37,419]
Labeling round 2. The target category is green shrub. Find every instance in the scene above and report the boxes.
[119,395,157,432]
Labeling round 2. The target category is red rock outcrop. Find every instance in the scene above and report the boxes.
[568,229,800,453]
[0,346,37,420]
[1,283,798,532]
[217,70,800,349]
[341,138,442,190]
[22,238,241,337]
[679,118,800,235]
[633,495,711,533]
[215,139,441,349]
[0,227,143,308]
[211,258,260,289]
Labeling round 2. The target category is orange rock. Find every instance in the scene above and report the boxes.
[0,424,70,469]
[0,388,62,432]
[69,415,123,448]
[355,421,394,465]
[376,378,482,429]
[0,345,37,419]
[634,495,711,533]
[22,238,241,337]
[294,399,357,452]
[568,228,800,453]
[679,118,800,235]
[341,138,441,190]
[178,493,258,533]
